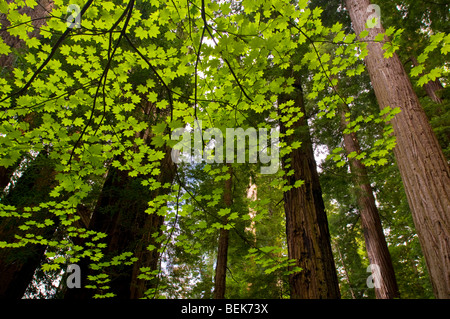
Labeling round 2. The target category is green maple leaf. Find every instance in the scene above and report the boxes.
[359,30,369,39]
[374,33,385,42]
[73,118,84,126]
[331,22,343,33]
[152,122,167,135]
[42,263,60,272]
[165,30,176,41]
[148,25,160,38]
[0,39,11,55]
[135,26,147,39]
[102,1,115,11]
[333,31,345,43]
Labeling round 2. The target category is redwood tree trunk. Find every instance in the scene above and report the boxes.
[339,105,400,299]
[213,165,232,299]
[280,83,340,299]
[410,56,443,104]
[346,0,450,299]
[214,227,229,299]
[64,149,175,299]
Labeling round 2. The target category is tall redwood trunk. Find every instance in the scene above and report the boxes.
[64,149,175,299]
[280,82,340,299]
[213,165,232,299]
[339,105,400,299]
[346,0,450,299]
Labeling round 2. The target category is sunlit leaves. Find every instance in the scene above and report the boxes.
[247,246,300,276]
[409,32,449,86]
[0,38,11,55]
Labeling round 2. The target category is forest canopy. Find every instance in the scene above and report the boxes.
[0,0,448,300]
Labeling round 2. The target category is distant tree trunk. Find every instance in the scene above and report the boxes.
[280,80,340,299]
[214,228,229,299]
[333,241,356,299]
[245,178,257,237]
[0,0,53,190]
[410,56,444,104]
[213,165,232,299]
[339,104,400,299]
[346,0,450,299]
[0,152,56,299]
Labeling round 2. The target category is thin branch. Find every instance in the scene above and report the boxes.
[123,33,174,120]
[153,182,182,299]
[0,79,98,113]
[0,0,95,104]
[174,170,280,266]
[287,19,350,109]
[67,0,135,168]
[194,26,206,120]
[226,266,239,284]
[200,0,254,103]
[0,16,54,32]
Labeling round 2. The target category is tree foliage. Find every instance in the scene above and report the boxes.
[0,0,447,299]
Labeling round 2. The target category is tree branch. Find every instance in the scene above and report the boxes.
[0,0,95,104]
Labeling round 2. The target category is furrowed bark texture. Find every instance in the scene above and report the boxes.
[339,105,400,299]
[280,85,340,299]
[346,0,450,299]
[0,0,54,68]
[213,165,232,299]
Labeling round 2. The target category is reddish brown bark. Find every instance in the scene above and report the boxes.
[410,56,444,104]
[280,83,340,299]
[339,105,400,299]
[213,164,232,299]
[0,0,54,68]
[346,0,450,299]
[64,148,175,299]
